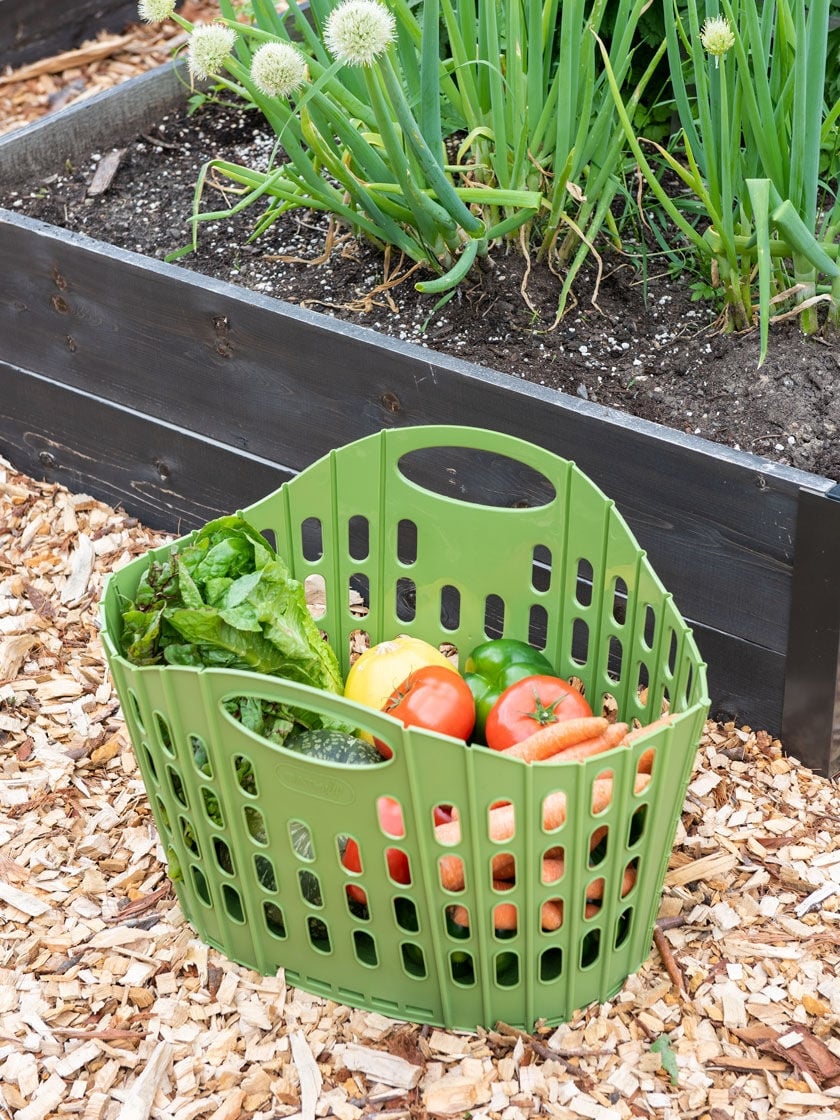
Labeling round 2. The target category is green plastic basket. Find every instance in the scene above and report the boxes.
[100,426,709,1031]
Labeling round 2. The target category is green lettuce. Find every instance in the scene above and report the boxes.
[119,515,345,739]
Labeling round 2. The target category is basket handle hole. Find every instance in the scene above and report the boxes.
[396,447,557,509]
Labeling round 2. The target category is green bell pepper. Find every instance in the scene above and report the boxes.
[463,638,556,742]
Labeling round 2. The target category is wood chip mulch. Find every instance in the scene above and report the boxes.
[2,454,840,1120]
[0,0,220,137]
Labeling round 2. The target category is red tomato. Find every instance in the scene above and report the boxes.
[485,674,593,750]
[383,665,476,741]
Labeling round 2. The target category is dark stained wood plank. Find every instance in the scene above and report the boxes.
[0,362,291,531]
[782,486,840,775]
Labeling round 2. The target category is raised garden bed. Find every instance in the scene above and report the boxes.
[1,62,839,775]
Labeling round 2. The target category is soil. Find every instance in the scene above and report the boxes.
[5,94,840,481]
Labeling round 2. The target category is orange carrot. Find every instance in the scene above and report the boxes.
[636,748,655,775]
[543,722,629,764]
[542,857,564,884]
[500,716,609,762]
[434,774,651,891]
[449,898,565,932]
[625,715,673,774]
[448,897,605,933]
[625,715,673,740]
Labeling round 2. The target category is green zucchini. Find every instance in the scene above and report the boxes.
[283,729,384,766]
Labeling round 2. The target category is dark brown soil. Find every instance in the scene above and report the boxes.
[5,96,840,480]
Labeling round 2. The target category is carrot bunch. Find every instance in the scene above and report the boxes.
[495,713,673,776]
[438,771,649,932]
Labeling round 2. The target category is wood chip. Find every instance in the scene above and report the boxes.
[290,1030,323,1120]
[3,450,840,1120]
[342,1043,423,1089]
[87,147,126,196]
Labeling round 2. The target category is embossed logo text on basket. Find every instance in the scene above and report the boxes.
[277,764,356,805]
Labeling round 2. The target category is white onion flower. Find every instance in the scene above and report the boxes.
[700,15,735,67]
[188,23,238,81]
[137,0,175,22]
[250,41,308,97]
[324,0,396,66]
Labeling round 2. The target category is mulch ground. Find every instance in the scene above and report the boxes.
[3,461,840,1120]
[3,13,840,1120]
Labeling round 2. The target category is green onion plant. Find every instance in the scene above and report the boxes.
[139,0,656,308]
[601,0,839,363]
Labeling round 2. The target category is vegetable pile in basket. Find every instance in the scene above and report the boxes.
[119,516,665,934]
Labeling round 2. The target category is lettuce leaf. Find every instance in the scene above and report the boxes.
[119,514,345,718]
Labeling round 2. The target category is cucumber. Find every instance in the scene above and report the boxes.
[283,729,384,766]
